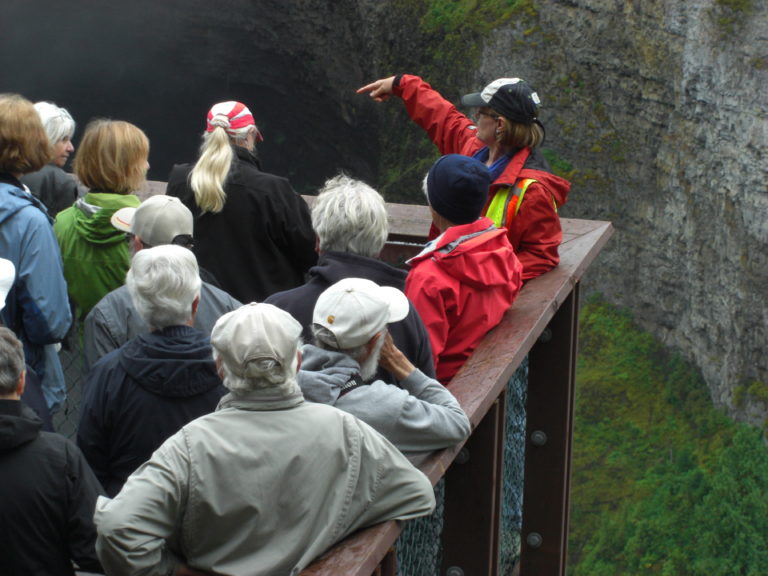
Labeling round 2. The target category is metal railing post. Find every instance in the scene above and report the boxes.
[520,282,580,575]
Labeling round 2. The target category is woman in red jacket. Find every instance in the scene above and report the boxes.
[358,74,570,281]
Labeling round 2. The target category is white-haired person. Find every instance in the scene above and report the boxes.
[77,245,226,497]
[0,326,104,575]
[358,74,571,281]
[298,277,470,463]
[166,101,317,303]
[266,173,435,383]
[83,194,241,371]
[21,101,79,217]
[95,302,435,575]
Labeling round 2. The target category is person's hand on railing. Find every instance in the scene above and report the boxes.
[378,331,415,382]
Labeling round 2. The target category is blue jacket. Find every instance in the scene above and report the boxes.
[77,325,226,496]
[0,179,71,412]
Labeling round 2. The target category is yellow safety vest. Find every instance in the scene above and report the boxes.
[485,178,538,229]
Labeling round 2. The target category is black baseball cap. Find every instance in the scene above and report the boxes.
[461,78,541,124]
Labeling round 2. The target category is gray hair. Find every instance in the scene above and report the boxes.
[312,174,389,258]
[34,101,75,146]
[0,327,25,395]
[212,347,300,395]
[126,245,201,331]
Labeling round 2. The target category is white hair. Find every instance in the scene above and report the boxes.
[312,174,389,258]
[126,245,201,331]
[311,326,385,380]
[212,347,300,395]
[34,101,75,146]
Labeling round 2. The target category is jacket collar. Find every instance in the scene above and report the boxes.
[217,381,304,412]
[408,217,497,264]
[233,145,263,171]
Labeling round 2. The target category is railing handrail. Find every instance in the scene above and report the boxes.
[302,210,613,574]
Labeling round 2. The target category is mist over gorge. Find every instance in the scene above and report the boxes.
[3,0,766,423]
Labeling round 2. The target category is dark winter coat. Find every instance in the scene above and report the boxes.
[77,325,226,496]
[266,250,436,382]
[0,400,103,575]
[166,146,317,303]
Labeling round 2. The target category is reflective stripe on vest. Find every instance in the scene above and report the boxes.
[485,178,537,229]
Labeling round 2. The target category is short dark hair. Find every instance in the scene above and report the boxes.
[0,327,25,395]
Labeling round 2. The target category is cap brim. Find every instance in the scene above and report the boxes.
[460,92,487,107]
[110,207,136,233]
[379,286,410,324]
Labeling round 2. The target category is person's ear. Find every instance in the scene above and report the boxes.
[366,332,383,354]
[16,369,26,398]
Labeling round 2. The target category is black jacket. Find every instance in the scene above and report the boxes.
[266,250,436,382]
[0,400,103,575]
[77,325,226,496]
[20,164,79,218]
[166,147,317,303]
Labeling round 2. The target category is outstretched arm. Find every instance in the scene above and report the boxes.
[356,76,397,102]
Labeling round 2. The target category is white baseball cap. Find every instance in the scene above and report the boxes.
[211,303,303,379]
[312,278,409,349]
[111,195,193,247]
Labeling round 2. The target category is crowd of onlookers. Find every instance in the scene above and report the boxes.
[0,73,569,575]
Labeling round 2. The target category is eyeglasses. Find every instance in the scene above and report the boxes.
[474,110,500,121]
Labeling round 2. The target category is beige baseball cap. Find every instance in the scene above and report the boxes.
[211,303,303,379]
[111,195,193,247]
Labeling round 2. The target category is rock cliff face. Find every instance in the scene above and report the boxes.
[350,0,767,422]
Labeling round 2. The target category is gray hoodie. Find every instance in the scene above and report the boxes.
[298,344,470,461]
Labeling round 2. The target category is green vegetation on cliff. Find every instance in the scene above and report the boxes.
[570,297,768,575]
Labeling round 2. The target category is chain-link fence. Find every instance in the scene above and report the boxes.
[397,358,528,576]
[52,322,86,438]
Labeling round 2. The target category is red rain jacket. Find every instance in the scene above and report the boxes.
[405,218,523,384]
[394,74,571,280]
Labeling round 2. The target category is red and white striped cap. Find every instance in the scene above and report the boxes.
[206,101,263,141]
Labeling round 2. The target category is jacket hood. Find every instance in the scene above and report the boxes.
[0,183,48,226]
[309,251,407,290]
[0,400,41,453]
[118,326,221,398]
[69,192,140,245]
[492,147,570,207]
[408,218,521,289]
[297,344,361,405]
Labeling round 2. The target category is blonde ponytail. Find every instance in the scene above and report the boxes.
[190,127,233,213]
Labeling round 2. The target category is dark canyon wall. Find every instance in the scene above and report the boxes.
[2,0,766,422]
